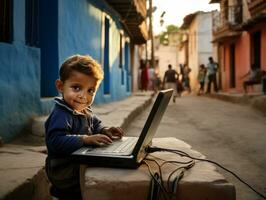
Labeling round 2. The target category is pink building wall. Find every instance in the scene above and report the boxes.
[259,23,266,71]
[235,32,250,93]
[220,22,266,93]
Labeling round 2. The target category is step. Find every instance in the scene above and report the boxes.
[0,145,51,200]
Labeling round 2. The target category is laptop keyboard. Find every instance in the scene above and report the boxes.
[92,137,138,153]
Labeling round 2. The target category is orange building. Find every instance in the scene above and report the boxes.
[210,0,266,93]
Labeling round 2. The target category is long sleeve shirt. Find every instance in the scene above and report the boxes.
[45,97,104,158]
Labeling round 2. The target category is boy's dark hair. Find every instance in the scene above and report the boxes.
[59,54,104,83]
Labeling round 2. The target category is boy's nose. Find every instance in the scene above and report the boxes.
[78,91,86,99]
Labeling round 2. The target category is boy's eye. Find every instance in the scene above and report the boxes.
[88,89,95,95]
[72,86,81,92]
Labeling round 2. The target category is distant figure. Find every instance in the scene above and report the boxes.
[179,64,184,83]
[206,57,218,93]
[148,66,155,90]
[197,64,207,95]
[183,64,192,93]
[241,64,263,93]
[154,72,162,92]
[163,64,179,102]
[141,63,149,91]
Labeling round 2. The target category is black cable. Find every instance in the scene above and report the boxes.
[145,157,195,200]
[145,158,166,194]
[143,160,169,200]
[147,146,266,199]
[166,161,195,193]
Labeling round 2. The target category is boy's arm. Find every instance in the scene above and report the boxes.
[91,114,123,139]
[45,111,84,156]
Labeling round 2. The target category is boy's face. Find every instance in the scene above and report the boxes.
[56,71,98,112]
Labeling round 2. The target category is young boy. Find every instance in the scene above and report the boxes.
[45,54,123,199]
[197,64,207,95]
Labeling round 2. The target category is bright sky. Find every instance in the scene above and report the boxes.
[153,0,219,35]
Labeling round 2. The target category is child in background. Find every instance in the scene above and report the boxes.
[197,64,207,95]
[45,54,123,199]
[183,64,192,93]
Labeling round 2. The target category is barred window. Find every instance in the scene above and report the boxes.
[0,0,13,43]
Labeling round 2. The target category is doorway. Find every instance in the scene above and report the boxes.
[229,44,236,88]
[251,31,261,69]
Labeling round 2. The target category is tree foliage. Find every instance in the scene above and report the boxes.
[159,25,179,45]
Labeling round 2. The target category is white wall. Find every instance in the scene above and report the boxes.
[188,12,213,92]
[155,44,179,79]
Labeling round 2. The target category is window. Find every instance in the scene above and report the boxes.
[124,41,130,91]
[25,0,39,47]
[103,16,110,94]
[119,33,124,85]
[0,0,13,43]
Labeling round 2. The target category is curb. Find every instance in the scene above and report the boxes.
[2,169,51,200]
[208,93,266,115]
[120,96,153,130]
[250,95,266,115]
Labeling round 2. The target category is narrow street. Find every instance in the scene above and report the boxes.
[125,95,266,200]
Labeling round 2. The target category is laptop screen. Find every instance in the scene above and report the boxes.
[132,89,173,161]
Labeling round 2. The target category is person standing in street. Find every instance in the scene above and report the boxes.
[197,64,207,95]
[206,57,218,93]
[141,63,149,91]
[154,72,162,93]
[148,66,155,90]
[183,64,192,93]
[163,64,179,102]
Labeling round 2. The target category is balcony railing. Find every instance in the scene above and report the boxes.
[212,5,242,33]
[248,0,266,16]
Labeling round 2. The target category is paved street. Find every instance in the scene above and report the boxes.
[125,95,266,200]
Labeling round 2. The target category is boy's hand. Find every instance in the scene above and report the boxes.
[101,127,124,140]
[82,134,113,146]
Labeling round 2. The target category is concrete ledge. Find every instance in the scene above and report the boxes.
[0,145,51,200]
[3,169,52,200]
[250,95,266,115]
[31,116,48,137]
[208,92,266,115]
[81,137,236,200]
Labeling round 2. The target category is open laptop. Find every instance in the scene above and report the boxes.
[71,89,173,168]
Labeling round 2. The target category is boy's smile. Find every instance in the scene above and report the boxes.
[56,71,98,112]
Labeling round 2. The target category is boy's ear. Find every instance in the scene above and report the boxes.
[55,79,63,93]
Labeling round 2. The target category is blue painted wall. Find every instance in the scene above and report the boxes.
[57,0,132,103]
[40,0,59,97]
[0,0,132,142]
